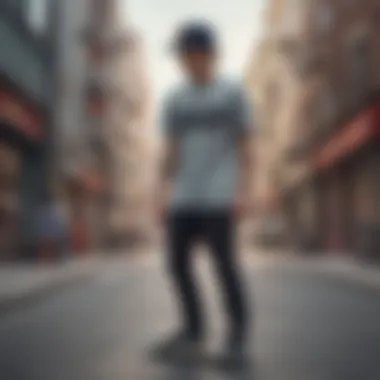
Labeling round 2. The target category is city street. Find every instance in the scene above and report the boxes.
[0,253,380,380]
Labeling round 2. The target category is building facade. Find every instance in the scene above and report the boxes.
[0,0,58,259]
[110,31,151,244]
[250,0,380,256]
[53,0,95,254]
[82,0,150,248]
[245,0,307,246]
[52,0,151,252]
[55,0,89,178]
[291,0,380,256]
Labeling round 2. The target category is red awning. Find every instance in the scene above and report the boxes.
[67,171,103,193]
[0,90,44,142]
[80,171,103,192]
[257,191,279,212]
[312,103,380,171]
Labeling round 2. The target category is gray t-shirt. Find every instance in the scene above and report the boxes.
[162,77,254,211]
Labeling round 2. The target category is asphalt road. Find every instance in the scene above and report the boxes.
[0,254,380,380]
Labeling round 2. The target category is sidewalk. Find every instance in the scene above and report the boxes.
[252,247,380,292]
[309,255,380,292]
[0,256,102,316]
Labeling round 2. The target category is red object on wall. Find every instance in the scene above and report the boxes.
[0,90,44,142]
[88,44,105,63]
[70,219,88,254]
[312,103,380,171]
[86,90,106,117]
[80,171,103,193]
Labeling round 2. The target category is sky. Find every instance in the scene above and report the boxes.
[123,0,266,101]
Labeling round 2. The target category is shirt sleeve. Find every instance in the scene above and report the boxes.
[233,85,255,135]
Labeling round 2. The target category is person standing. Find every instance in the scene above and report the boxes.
[155,21,255,364]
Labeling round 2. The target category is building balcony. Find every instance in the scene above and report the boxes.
[286,120,319,162]
[88,123,107,151]
[124,91,145,116]
[286,112,336,162]
[80,28,136,60]
[297,53,327,79]
[276,35,300,56]
[285,133,310,162]
[84,80,109,116]
[278,37,328,80]
[84,78,131,116]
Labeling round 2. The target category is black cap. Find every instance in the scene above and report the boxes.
[173,21,217,54]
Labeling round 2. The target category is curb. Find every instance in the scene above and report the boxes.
[247,250,380,294]
[273,256,380,295]
[311,264,380,296]
[0,263,98,318]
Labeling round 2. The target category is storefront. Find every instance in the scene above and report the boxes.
[0,83,45,259]
[312,99,380,257]
[0,142,20,259]
[351,149,380,258]
[0,0,58,259]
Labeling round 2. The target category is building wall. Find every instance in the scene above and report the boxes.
[278,0,380,253]
[0,6,48,104]
[55,0,89,177]
[0,1,57,257]
[107,30,151,236]
[295,0,379,144]
[82,0,151,244]
[245,0,310,244]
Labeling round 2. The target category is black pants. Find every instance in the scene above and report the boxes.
[167,210,249,342]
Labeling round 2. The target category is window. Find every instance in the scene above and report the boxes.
[2,0,26,19]
[304,81,335,141]
[282,0,308,35]
[263,81,279,138]
[346,35,371,104]
[91,0,112,26]
[318,84,336,131]
[8,0,24,14]
[26,0,48,34]
[267,82,279,117]
[314,1,334,35]
[88,44,106,64]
